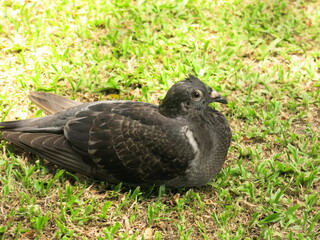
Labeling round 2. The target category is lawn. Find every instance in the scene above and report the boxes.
[0,0,319,239]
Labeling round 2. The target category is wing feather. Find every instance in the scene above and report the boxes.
[63,102,196,185]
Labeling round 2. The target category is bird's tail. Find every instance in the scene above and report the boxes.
[0,119,35,132]
[0,118,62,133]
[1,91,81,133]
[28,91,81,114]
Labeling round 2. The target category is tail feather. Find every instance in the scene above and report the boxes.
[28,91,81,114]
[0,119,35,131]
[0,91,80,133]
[0,92,116,181]
[3,132,95,176]
[0,118,61,133]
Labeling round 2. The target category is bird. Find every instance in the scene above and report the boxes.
[0,75,231,187]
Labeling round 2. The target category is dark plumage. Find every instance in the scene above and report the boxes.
[0,75,231,187]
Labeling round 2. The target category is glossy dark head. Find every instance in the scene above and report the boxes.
[159,75,227,117]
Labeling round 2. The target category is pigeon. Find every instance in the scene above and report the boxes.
[0,75,231,187]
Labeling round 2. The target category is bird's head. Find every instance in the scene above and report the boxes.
[159,75,227,118]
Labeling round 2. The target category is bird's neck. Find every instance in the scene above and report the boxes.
[158,102,187,118]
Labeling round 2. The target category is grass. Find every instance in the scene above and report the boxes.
[0,0,319,239]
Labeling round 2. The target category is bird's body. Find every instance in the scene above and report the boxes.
[0,75,231,187]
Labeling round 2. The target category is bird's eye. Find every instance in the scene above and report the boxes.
[191,90,203,101]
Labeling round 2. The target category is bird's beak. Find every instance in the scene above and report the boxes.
[210,90,228,104]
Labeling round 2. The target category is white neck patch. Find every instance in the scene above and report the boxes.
[181,126,200,158]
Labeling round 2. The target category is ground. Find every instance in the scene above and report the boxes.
[0,0,319,239]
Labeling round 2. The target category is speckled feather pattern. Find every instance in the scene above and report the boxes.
[0,75,231,187]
